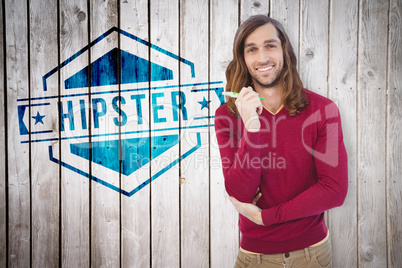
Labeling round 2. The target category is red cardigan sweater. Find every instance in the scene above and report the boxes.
[214,89,348,254]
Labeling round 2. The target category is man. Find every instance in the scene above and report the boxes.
[214,15,348,268]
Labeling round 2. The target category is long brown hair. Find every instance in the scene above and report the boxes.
[225,15,308,116]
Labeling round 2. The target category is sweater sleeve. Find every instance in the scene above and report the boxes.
[261,102,348,226]
[214,105,262,203]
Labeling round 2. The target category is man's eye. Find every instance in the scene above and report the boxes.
[247,48,255,53]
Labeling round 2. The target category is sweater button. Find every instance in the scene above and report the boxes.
[284,253,290,258]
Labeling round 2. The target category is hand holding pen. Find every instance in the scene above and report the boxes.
[227,86,263,132]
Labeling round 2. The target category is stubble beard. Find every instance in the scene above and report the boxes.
[251,63,283,89]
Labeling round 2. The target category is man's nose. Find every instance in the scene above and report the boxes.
[257,49,269,63]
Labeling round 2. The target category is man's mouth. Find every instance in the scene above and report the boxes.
[257,66,273,72]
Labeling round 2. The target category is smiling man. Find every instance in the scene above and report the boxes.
[214,15,348,268]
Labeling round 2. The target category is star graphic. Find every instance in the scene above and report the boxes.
[198,97,211,110]
[32,111,46,125]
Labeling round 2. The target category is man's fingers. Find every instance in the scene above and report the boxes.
[257,104,263,115]
[236,88,263,117]
[252,192,262,205]
[238,86,252,97]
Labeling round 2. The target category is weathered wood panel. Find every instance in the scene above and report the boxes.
[387,0,402,267]
[59,0,90,266]
[241,0,269,22]
[180,0,210,267]
[358,0,389,267]
[0,0,6,266]
[29,1,60,266]
[300,0,329,97]
[328,0,359,267]
[90,0,121,267]
[5,0,31,266]
[150,1,180,267]
[120,0,151,267]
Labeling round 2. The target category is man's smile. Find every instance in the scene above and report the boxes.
[256,65,274,73]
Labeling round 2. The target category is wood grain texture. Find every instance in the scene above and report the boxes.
[209,0,240,267]
[300,0,329,96]
[150,0,180,267]
[328,0,358,267]
[387,0,402,267]
[180,0,210,267]
[240,0,269,22]
[29,1,60,266]
[59,0,90,266]
[358,0,389,267]
[90,0,120,267]
[0,0,6,266]
[5,0,31,266]
[120,0,151,267]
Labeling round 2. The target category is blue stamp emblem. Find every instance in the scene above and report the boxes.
[17,27,224,196]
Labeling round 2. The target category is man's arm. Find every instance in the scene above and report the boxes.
[230,190,263,225]
[262,104,348,226]
[230,104,348,226]
[214,87,264,202]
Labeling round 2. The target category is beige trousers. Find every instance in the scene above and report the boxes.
[234,238,332,268]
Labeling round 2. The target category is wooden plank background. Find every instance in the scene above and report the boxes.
[1,0,401,267]
[60,0,90,266]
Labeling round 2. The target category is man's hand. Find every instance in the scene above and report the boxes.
[235,86,263,132]
[229,194,264,226]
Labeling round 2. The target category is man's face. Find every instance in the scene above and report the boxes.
[243,23,284,89]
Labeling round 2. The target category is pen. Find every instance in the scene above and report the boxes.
[222,91,265,100]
